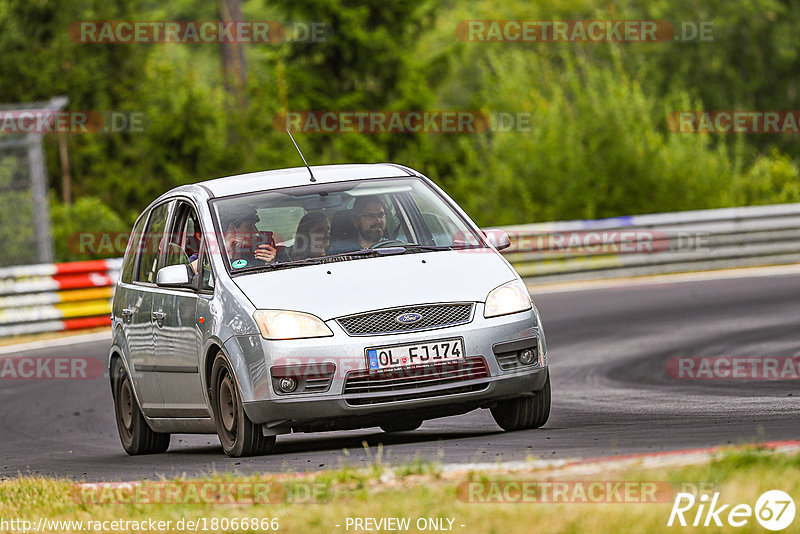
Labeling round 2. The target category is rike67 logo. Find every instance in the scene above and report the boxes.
[668,490,795,531]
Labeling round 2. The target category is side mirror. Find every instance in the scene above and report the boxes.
[156,264,194,288]
[483,229,512,251]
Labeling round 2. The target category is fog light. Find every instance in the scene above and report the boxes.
[278,377,297,393]
[519,348,536,365]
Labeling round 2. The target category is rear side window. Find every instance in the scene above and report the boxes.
[255,206,306,245]
[136,202,171,283]
[119,214,147,284]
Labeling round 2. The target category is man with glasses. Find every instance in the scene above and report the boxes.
[328,196,388,254]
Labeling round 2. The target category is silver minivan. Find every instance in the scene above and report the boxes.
[109,164,550,457]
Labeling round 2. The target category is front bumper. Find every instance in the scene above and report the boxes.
[243,366,547,430]
[224,303,547,427]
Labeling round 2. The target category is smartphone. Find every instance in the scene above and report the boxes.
[252,231,276,251]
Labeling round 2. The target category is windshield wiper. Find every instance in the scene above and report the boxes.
[398,244,454,251]
[233,249,386,274]
[232,245,465,274]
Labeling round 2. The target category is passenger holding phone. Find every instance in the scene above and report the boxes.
[222,205,288,269]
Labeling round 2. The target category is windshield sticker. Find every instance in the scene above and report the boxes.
[231,259,248,269]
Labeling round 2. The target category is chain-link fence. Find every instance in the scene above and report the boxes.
[0,97,66,267]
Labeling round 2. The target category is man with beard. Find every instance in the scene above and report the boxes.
[328,196,388,254]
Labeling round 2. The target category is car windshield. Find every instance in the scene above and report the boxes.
[209,177,485,273]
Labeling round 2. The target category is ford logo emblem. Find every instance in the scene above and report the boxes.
[395,312,422,325]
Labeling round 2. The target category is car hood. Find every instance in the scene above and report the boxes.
[232,250,518,320]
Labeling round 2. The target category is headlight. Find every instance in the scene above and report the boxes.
[253,310,333,340]
[484,280,532,318]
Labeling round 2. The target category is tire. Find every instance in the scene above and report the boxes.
[112,359,170,455]
[490,371,551,431]
[210,352,276,457]
[380,420,423,433]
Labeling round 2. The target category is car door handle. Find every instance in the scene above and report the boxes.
[152,310,167,320]
[121,308,134,318]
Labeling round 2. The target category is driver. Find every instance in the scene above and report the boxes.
[329,196,388,253]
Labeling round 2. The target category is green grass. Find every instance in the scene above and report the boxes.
[1,446,798,533]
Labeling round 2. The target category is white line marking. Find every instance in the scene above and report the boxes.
[0,331,110,355]
[528,263,800,295]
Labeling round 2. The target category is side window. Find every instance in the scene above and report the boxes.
[165,202,201,268]
[386,195,414,242]
[120,214,148,283]
[413,191,460,246]
[136,202,171,283]
[200,242,215,291]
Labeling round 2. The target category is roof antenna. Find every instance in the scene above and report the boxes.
[286,129,316,182]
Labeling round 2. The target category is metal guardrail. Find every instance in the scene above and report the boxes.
[0,203,798,337]
[499,203,800,284]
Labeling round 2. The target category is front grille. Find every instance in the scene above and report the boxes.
[343,356,489,398]
[337,303,474,336]
[496,352,523,370]
[303,375,334,393]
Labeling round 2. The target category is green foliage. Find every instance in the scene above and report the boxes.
[423,48,742,223]
[0,0,798,260]
[50,196,129,262]
[731,149,800,205]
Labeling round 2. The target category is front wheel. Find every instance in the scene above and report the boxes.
[210,353,276,457]
[112,359,170,455]
[490,371,551,431]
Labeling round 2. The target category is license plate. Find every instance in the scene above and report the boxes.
[366,338,464,371]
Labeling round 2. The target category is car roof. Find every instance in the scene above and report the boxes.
[180,163,418,198]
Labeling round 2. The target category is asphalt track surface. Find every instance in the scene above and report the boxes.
[1,272,798,481]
